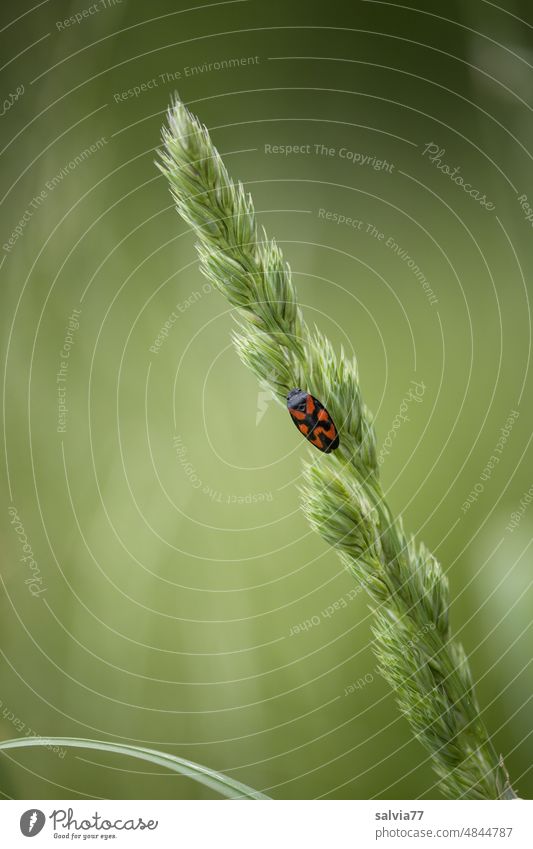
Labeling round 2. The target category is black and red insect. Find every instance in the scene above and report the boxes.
[286,388,340,453]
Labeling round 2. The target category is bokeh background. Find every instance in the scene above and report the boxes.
[1,0,532,800]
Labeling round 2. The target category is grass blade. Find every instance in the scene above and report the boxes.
[0,736,269,800]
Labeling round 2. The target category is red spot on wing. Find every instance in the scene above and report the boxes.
[290,409,306,421]
[317,422,336,439]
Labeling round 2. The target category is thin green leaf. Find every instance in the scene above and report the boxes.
[0,737,269,800]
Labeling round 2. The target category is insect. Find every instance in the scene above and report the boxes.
[286,388,340,453]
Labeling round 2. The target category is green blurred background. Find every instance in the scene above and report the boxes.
[1,0,532,799]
